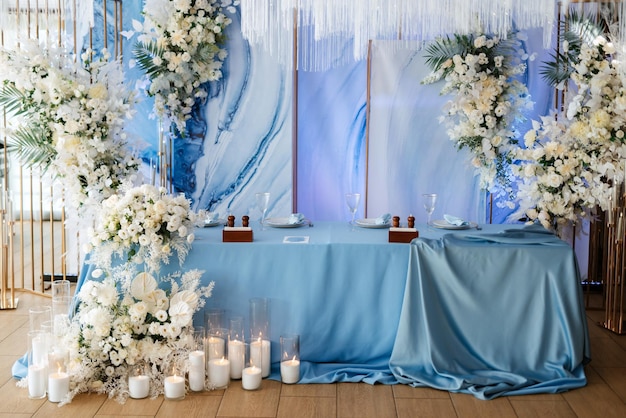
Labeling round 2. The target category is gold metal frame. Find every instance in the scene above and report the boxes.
[0,0,125,309]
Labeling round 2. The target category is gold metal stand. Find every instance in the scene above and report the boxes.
[604,203,626,334]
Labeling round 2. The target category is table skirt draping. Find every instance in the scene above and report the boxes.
[13,223,590,399]
[389,226,591,399]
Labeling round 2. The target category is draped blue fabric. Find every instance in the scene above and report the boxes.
[389,226,590,399]
[14,223,590,400]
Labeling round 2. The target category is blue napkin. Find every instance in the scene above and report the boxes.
[205,212,220,223]
[288,213,305,224]
[443,214,468,226]
[376,213,391,225]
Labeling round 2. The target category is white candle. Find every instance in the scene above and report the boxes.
[31,335,46,365]
[48,371,70,402]
[128,375,150,399]
[242,366,262,390]
[164,375,185,400]
[188,350,205,391]
[280,358,300,384]
[250,339,271,378]
[228,340,245,379]
[207,336,225,360]
[208,358,230,388]
[28,364,46,399]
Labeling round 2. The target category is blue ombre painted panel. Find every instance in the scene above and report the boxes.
[296,49,368,221]
[368,42,482,224]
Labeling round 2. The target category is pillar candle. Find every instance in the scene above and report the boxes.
[188,350,205,391]
[228,339,245,379]
[128,375,150,399]
[242,366,262,390]
[207,336,225,360]
[27,364,46,399]
[280,358,300,384]
[164,375,185,400]
[48,371,70,402]
[208,358,230,388]
[250,339,271,378]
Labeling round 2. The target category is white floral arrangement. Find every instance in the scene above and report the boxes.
[0,41,139,217]
[513,36,626,231]
[128,0,238,135]
[86,184,197,273]
[60,268,213,404]
[423,33,533,199]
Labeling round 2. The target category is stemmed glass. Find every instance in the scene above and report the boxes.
[345,193,361,229]
[422,193,437,226]
[255,192,270,229]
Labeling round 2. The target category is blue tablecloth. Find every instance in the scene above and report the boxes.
[389,225,590,399]
[14,222,590,398]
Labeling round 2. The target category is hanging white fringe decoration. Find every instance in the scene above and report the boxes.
[241,0,574,71]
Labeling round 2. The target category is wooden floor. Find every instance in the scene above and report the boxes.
[0,292,625,418]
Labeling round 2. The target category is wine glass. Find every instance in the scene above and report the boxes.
[422,193,437,225]
[345,193,361,229]
[255,192,270,229]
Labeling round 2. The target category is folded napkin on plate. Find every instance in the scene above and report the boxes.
[288,213,305,224]
[376,213,392,225]
[443,214,469,226]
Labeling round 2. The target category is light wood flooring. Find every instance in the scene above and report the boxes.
[0,291,625,418]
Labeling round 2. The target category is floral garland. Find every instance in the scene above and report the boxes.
[59,267,213,404]
[85,184,197,274]
[513,35,626,231]
[129,0,238,135]
[0,41,139,217]
[422,33,532,198]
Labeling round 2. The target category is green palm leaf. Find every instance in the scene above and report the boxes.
[7,125,56,170]
[424,34,472,76]
[133,41,166,79]
[0,82,33,116]
[540,10,604,87]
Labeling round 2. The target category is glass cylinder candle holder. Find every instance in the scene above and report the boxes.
[205,308,225,331]
[29,305,52,333]
[164,364,185,400]
[249,297,269,338]
[128,362,150,399]
[242,341,262,390]
[47,350,69,403]
[280,334,300,384]
[27,331,47,399]
[188,327,206,392]
[249,298,271,377]
[228,317,245,379]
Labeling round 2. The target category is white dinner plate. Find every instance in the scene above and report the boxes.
[204,218,226,227]
[431,219,477,230]
[355,218,390,229]
[265,217,306,228]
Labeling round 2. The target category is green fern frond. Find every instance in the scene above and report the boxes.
[6,125,56,170]
[133,41,166,79]
[0,82,33,116]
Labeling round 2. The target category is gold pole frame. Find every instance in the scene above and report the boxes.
[0,0,125,308]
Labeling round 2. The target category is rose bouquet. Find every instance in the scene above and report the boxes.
[86,184,197,273]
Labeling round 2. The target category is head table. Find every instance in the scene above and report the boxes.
[15,221,590,399]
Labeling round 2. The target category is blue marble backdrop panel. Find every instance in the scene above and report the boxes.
[117,4,293,220]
